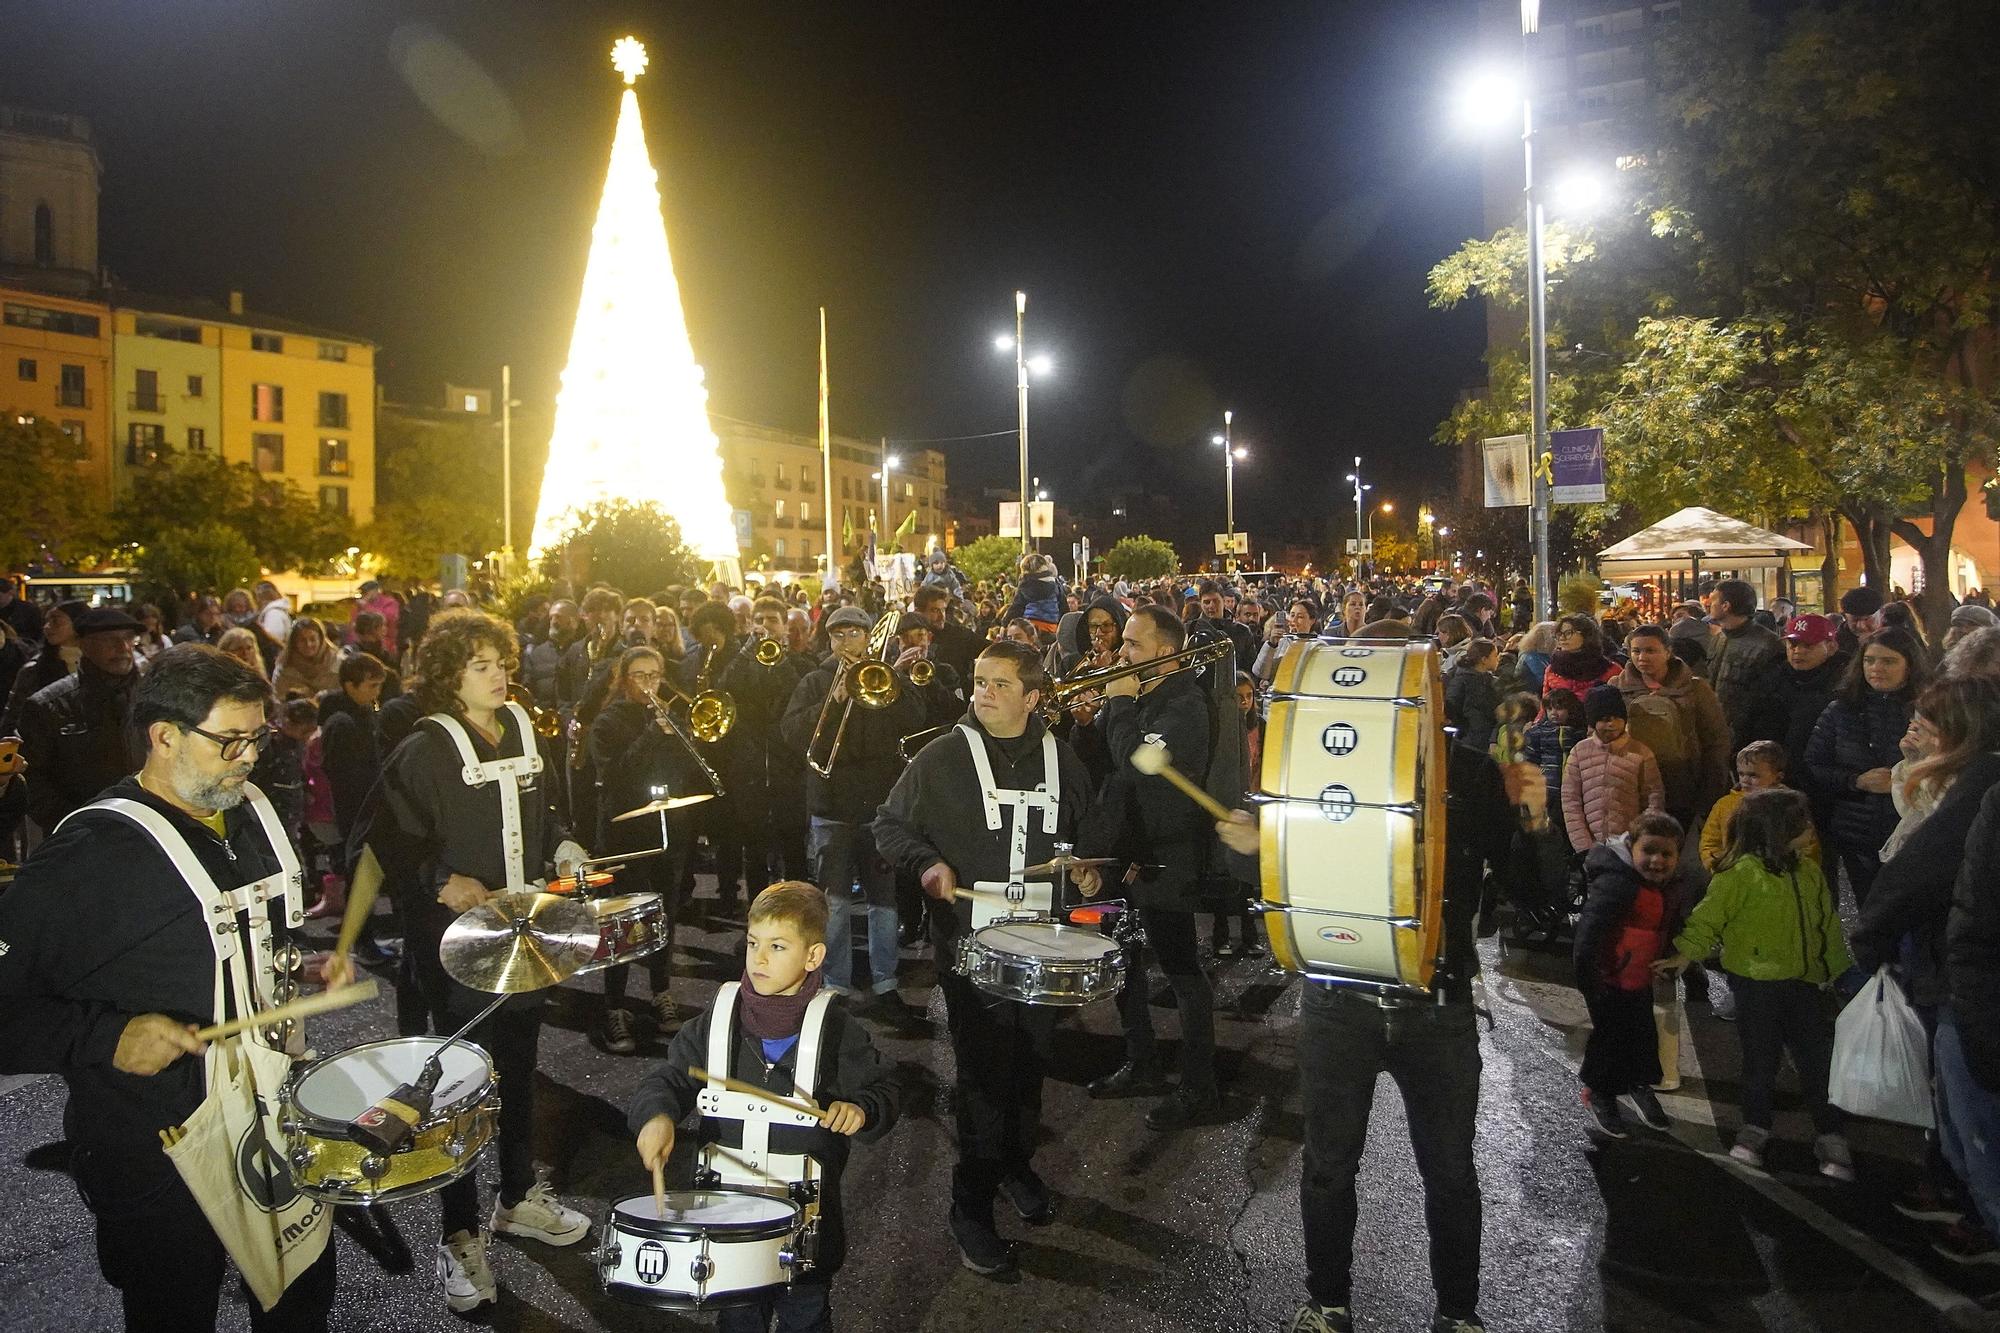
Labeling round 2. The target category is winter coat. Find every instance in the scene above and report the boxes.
[1699,787,1821,873]
[16,662,142,832]
[1560,734,1665,852]
[1004,574,1066,627]
[1780,652,1849,828]
[1853,753,2000,1008]
[2,641,73,731]
[1576,838,1694,993]
[1804,690,1912,855]
[1673,853,1852,984]
[272,647,340,701]
[1522,715,1583,815]
[1091,669,1217,910]
[1541,647,1621,704]
[1614,658,1732,822]
[1947,784,2000,1090]
[1444,666,1500,752]
[780,657,924,822]
[1709,620,1789,748]
[1518,650,1551,697]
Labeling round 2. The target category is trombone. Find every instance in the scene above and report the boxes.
[506,684,564,739]
[752,636,787,667]
[644,692,728,796]
[805,610,902,777]
[658,643,736,743]
[1037,638,1234,722]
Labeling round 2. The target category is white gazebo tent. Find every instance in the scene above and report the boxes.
[1597,506,1813,607]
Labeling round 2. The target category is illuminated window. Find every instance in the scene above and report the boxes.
[187,427,207,452]
[319,437,350,476]
[463,393,480,411]
[776,538,788,558]
[800,502,811,523]
[251,383,284,422]
[126,422,165,466]
[318,485,348,515]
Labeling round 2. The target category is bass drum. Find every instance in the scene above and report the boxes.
[1257,637,1447,992]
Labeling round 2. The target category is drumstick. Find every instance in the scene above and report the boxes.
[951,886,1019,903]
[192,978,379,1042]
[689,1066,832,1123]
[652,1160,666,1220]
[333,845,386,960]
[1128,739,1233,822]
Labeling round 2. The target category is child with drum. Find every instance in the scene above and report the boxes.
[629,881,899,1330]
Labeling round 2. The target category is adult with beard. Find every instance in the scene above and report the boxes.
[1775,614,1849,839]
[914,583,985,686]
[873,640,1100,1280]
[19,605,146,834]
[1707,579,1790,750]
[0,644,337,1331]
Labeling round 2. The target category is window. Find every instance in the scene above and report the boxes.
[463,393,480,412]
[253,432,284,472]
[187,426,207,452]
[318,341,347,362]
[131,368,161,412]
[317,485,348,515]
[801,538,812,559]
[800,502,811,523]
[57,364,86,407]
[319,437,350,476]
[4,302,100,337]
[187,374,204,398]
[317,391,348,428]
[16,358,34,381]
[903,481,914,499]
[126,422,165,466]
[136,316,202,343]
[841,477,852,499]
[251,332,284,353]
[58,420,85,454]
[774,498,787,519]
[34,202,53,266]
[776,538,788,558]
[252,382,284,422]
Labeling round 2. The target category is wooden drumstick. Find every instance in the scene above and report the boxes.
[332,845,386,961]
[689,1065,833,1123]
[192,978,379,1042]
[1129,739,1233,822]
[952,886,1017,903]
[652,1160,666,1220]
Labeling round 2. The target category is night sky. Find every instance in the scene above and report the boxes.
[5,0,1491,546]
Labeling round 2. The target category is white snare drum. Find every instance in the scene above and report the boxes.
[283,1037,498,1203]
[956,916,1125,1006]
[1257,637,1448,991]
[597,1189,807,1309]
[576,892,668,974]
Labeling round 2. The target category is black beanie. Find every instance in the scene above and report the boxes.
[1584,684,1626,726]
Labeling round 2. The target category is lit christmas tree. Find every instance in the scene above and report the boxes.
[528,36,738,561]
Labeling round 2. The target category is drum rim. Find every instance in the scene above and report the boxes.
[609,1190,800,1242]
[969,920,1120,959]
[288,1035,497,1126]
[599,1277,795,1310]
[591,892,666,918]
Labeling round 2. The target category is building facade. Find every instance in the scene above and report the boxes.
[0,105,101,298]
[0,285,113,499]
[108,306,222,489]
[710,417,946,572]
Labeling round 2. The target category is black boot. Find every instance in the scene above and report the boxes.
[1088,1058,1168,1100]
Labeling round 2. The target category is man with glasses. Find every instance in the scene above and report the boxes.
[0,644,338,1330]
[19,605,148,835]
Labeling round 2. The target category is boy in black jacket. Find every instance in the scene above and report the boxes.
[631,882,898,1332]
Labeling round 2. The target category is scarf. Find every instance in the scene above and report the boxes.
[1548,645,1611,682]
[737,965,824,1042]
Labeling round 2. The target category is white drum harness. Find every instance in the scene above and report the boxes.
[956,723,1060,929]
[423,702,544,893]
[697,982,836,1198]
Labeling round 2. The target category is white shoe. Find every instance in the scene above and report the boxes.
[490,1181,591,1246]
[438,1229,497,1312]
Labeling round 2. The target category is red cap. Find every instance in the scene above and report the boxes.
[1783,613,1839,646]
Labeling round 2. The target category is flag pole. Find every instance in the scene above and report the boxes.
[819,307,838,590]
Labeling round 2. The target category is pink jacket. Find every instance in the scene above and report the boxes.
[1561,734,1665,852]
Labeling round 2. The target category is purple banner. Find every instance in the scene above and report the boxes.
[1551,427,1606,504]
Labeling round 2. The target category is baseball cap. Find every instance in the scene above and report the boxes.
[1782,613,1839,646]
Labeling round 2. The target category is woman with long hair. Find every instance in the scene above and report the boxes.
[1516,621,1559,697]
[1805,625,1929,906]
[272,616,341,700]
[1541,614,1623,702]
[214,626,264,675]
[2,599,80,729]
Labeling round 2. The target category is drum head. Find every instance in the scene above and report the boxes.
[293,1037,492,1120]
[974,920,1117,960]
[614,1190,797,1229]
[592,893,661,919]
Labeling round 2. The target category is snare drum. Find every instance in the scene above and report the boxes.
[282,1037,499,1203]
[576,893,669,974]
[1257,637,1447,991]
[955,916,1125,1006]
[597,1189,806,1309]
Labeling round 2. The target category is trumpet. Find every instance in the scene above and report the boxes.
[1039,638,1234,722]
[507,683,564,738]
[753,636,786,667]
[909,658,935,687]
[805,610,902,777]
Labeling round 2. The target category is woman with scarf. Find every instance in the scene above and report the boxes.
[271,616,341,701]
[1540,613,1623,704]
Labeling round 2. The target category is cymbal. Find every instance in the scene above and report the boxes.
[1021,854,1120,878]
[611,793,716,822]
[440,891,600,993]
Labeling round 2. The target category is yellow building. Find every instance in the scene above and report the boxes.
[710,417,946,571]
[108,304,222,488]
[0,284,113,500]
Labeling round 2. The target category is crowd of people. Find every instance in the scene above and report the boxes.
[4,550,2000,1333]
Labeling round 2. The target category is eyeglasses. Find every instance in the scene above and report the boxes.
[184,723,275,760]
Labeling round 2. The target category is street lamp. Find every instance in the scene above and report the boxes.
[1213,410,1246,572]
[1343,457,1372,571]
[994,292,1054,553]
[1367,499,1392,543]
[876,445,901,545]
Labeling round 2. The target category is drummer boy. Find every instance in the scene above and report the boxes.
[630,881,899,1331]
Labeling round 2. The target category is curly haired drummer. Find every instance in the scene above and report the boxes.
[873,640,1103,1281]
[630,881,898,1332]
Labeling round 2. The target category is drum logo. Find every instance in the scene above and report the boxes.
[1331,666,1367,688]
[1318,925,1364,946]
[236,1101,303,1214]
[1317,785,1358,822]
[1339,647,1372,658]
[636,1240,668,1284]
[1320,723,1359,757]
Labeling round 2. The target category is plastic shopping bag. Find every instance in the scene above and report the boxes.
[1829,967,1933,1128]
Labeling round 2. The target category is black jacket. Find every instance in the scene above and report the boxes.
[1852,754,2000,1007]
[1780,652,1849,826]
[589,695,714,850]
[1444,666,1501,753]
[315,688,382,846]
[930,619,987,690]
[627,990,897,1277]
[1804,690,1911,855]
[0,777,298,1208]
[18,660,142,831]
[1948,784,2000,1091]
[1091,669,1214,911]
[1574,839,1696,995]
[780,658,923,822]
[2,641,71,731]
[1710,620,1789,747]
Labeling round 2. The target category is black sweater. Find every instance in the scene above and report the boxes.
[627,992,897,1277]
[1093,669,1214,911]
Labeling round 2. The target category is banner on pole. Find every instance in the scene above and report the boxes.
[998,502,1021,538]
[1029,501,1055,537]
[1551,427,1607,504]
[1482,434,1531,508]
[1213,533,1249,555]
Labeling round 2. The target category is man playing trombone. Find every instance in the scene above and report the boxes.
[780,607,924,1021]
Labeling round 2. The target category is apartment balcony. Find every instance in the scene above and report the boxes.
[128,390,164,413]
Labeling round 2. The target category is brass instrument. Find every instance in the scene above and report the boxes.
[805,610,902,777]
[506,684,564,738]
[645,692,728,797]
[1038,638,1234,722]
[658,644,736,743]
[898,722,951,761]
[753,636,786,667]
[909,658,935,687]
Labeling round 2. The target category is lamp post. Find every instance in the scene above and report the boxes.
[1344,457,1371,574]
[1212,411,1245,572]
[878,441,900,546]
[1368,499,1393,544]
[995,294,1053,553]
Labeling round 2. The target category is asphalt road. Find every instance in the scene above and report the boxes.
[4,882,1998,1333]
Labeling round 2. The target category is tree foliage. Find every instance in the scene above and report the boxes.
[1099,535,1180,581]
[540,500,700,595]
[114,449,353,578]
[136,522,261,604]
[0,415,107,569]
[950,534,1025,587]
[364,410,506,578]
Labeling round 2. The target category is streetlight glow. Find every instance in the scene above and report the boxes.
[994,334,1016,351]
[1454,67,1518,132]
[1026,353,1053,377]
[1212,434,1225,446]
[1553,168,1609,216]
[1233,447,1247,460]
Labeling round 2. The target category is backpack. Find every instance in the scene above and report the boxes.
[1624,689,1694,768]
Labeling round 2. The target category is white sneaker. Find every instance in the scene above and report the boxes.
[491,1180,591,1246]
[438,1229,497,1312]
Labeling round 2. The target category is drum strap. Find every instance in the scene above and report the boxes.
[696,984,827,1193]
[956,723,1059,861]
[426,703,543,892]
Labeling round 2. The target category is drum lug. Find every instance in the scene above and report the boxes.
[444,1133,468,1160]
[288,1146,315,1173]
[689,1253,715,1285]
[593,1236,620,1270]
[360,1153,389,1181]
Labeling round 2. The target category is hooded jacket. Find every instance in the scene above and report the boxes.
[1576,836,1695,993]
[1673,852,1852,984]
[1615,657,1731,820]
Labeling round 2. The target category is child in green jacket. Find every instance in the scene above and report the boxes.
[1655,787,1855,1179]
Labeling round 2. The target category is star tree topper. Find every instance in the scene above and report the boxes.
[611,36,648,85]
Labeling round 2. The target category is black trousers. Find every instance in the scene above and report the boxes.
[939,970,1056,1217]
[84,1162,337,1333]
[1115,908,1217,1097]
[715,1276,832,1333]
[406,904,544,1235]
[1580,984,1661,1098]
[602,821,689,1003]
[722,760,809,900]
[1729,973,1843,1135]
[1298,984,1482,1319]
